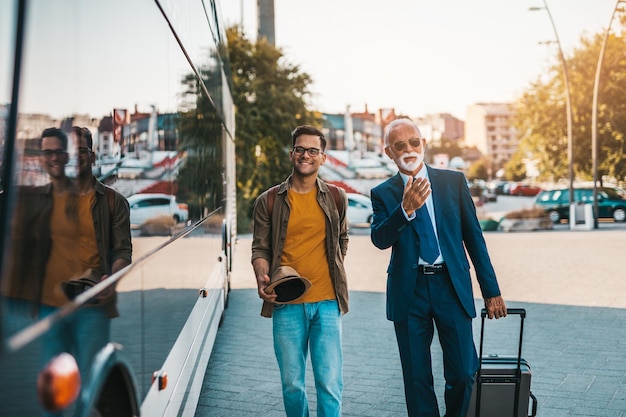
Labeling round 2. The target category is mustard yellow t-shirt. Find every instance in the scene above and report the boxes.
[41,191,100,307]
[280,188,336,303]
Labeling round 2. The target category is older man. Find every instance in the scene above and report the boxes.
[370,118,507,417]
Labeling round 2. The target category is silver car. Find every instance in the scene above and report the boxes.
[347,193,373,226]
[127,193,189,227]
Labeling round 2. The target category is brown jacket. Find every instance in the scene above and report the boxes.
[251,176,349,317]
[4,177,131,317]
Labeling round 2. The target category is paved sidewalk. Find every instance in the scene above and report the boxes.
[195,228,626,417]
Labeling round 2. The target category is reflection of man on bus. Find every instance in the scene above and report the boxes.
[5,127,132,383]
[41,126,131,379]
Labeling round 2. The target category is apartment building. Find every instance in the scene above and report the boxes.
[464,102,518,172]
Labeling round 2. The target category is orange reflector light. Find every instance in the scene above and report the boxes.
[37,352,81,412]
[178,203,188,210]
[152,370,168,391]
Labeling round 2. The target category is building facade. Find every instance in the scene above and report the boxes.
[322,106,382,155]
[414,112,464,146]
[465,102,518,173]
[257,0,275,45]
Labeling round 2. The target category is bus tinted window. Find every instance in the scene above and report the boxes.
[0,1,235,415]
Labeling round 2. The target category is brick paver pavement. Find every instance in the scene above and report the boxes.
[195,226,626,417]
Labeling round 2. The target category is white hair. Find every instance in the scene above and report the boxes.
[383,118,422,146]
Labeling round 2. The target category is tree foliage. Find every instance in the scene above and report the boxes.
[511,20,626,184]
[176,61,225,220]
[428,138,463,160]
[502,152,528,182]
[466,157,489,181]
[226,27,322,231]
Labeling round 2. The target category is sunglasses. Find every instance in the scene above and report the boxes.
[392,137,422,152]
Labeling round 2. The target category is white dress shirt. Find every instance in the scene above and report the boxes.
[399,168,444,265]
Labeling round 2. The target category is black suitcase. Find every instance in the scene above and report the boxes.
[466,308,537,417]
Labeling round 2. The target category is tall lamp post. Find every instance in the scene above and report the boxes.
[530,1,575,217]
[592,0,625,229]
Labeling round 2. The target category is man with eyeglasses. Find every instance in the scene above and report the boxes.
[63,125,131,303]
[47,126,131,382]
[370,118,507,417]
[3,127,73,335]
[4,128,75,311]
[252,125,349,417]
[6,126,131,385]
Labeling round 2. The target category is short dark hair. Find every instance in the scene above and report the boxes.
[291,125,327,151]
[40,127,68,150]
[72,126,93,150]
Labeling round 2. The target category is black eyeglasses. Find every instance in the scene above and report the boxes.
[392,137,423,152]
[41,149,67,159]
[293,146,322,157]
[77,147,92,156]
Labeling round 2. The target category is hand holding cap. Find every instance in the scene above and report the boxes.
[266,266,312,304]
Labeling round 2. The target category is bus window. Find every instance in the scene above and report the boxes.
[0,1,236,416]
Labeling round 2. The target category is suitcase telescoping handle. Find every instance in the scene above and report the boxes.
[481,307,525,319]
[477,308,529,417]
[479,308,526,365]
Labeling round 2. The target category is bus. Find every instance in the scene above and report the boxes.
[0,0,236,416]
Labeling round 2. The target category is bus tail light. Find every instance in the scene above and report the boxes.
[37,353,81,412]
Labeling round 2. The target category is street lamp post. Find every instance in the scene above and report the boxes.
[592,0,625,229]
[530,1,575,220]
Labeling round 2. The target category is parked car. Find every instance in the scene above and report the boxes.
[468,180,497,203]
[347,158,393,179]
[487,180,511,196]
[347,193,373,226]
[127,193,189,227]
[508,182,542,197]
[534,187,626,223]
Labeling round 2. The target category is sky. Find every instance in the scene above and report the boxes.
[219,0,622,120]
[2,0,620,122]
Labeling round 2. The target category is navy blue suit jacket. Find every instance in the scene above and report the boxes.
[370,166,501,322]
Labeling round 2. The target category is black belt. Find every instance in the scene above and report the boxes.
[418,264,447,275]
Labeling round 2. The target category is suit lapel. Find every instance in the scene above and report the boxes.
[388,173,404,204]
[383,173,419,237]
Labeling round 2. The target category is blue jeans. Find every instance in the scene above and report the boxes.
[273,300,343,417]
[38,305,110,417]
[40,305,111,382]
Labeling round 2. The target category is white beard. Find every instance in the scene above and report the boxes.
[395,151,424,172]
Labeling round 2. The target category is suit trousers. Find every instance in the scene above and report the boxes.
[393,269,478,417]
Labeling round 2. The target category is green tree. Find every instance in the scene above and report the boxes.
[512,22,626,183]
[466,157,489,181]
[502,151,528,182]
[427,138,463,160]
[227,27,321,231]
[176,57,226,220]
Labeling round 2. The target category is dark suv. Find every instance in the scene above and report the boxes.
[534,187,626,223]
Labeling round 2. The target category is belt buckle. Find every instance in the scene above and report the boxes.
[423,265,436,275]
